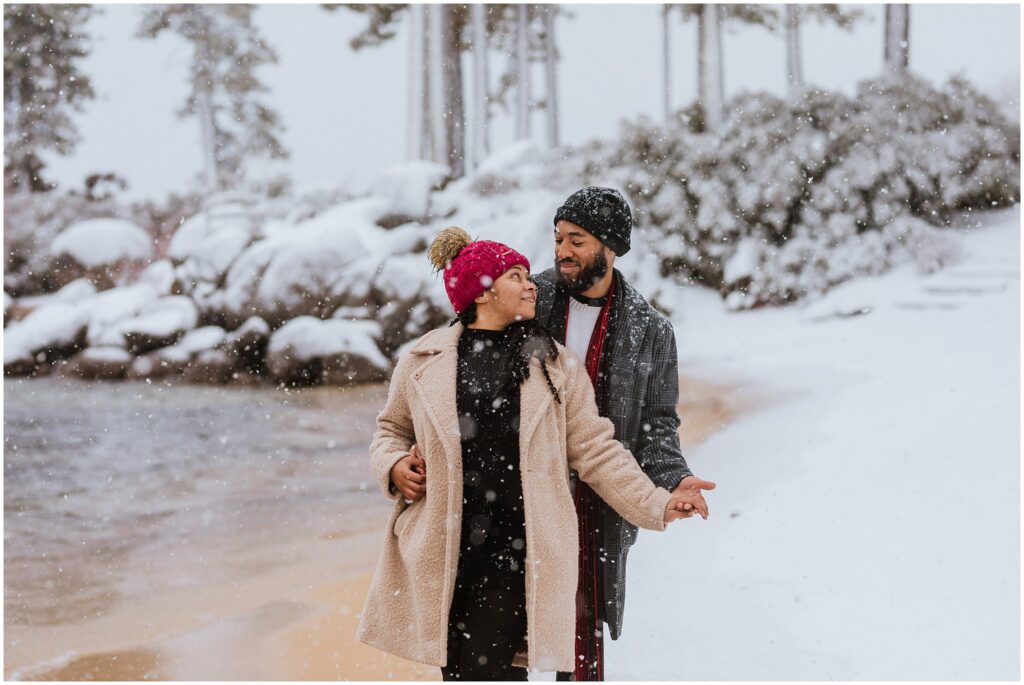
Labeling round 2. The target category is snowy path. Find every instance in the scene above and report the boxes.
[610,207,1020,680]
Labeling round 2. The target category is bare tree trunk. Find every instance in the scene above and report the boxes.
[662,3,672,122]
[195,9,219,193]
[427,4,446,165]
[542,5,559,148]
[408,4,423,160]
[441,5,465,178]
[515,3,530,140]
[785,4,804,98]
[420,5,434,160]
[698,3,723,132]
[884,4,910,75]
[471,3,489,169]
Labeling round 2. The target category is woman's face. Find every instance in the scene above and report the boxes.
[475,265,537,324]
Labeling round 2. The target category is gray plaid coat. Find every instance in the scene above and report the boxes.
[532,267,692,640]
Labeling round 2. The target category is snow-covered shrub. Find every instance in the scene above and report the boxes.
[601,73,1019,307]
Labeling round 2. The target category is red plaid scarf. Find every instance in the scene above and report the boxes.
[564,272,615,681]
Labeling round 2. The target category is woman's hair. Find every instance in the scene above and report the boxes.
[450,307,562,404]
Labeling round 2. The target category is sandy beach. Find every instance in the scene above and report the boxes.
[6,373,754,681]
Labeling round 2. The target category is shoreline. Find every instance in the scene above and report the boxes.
[5,373,758,681]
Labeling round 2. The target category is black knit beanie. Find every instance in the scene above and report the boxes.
[552,186,632,256]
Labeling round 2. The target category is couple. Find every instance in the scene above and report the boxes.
[357,187,716,680]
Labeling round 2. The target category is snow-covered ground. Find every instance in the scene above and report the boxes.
[609,206,1020,679]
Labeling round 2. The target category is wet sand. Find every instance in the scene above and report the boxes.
[6,374,757,681]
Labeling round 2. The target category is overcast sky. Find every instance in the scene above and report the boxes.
[40,3,1021,202]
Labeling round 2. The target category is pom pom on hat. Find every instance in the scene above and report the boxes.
[428,226,472,272]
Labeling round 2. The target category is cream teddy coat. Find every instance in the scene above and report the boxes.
[356,322,673,672]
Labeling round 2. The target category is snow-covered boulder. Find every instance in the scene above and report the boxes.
[174,325,227,354]
[3,303,90,375]
[136,324,230,382]
[221,198,389,328]
[47,218,153,290]
[136,259,176,295]
[372,161,450,225]
[223,316,271,375]
[119,296,199,354]
[476,140,543,177]
[17,278,99,311]
[126,347,187,380]
[82,283,162,348]
[266,316,388,386]
[168,204,259,285]
[60,346,133,380]
[183,348,235,385]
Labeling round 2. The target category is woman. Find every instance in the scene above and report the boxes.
[356,227,700,679]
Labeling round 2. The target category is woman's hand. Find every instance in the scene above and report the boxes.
[664,493,706,523]
[390,446,426,501]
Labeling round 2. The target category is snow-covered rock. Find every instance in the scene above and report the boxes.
[17,278,99,310]
[3,303,90,374]
[82,283,162,348]
[223,316,271,375]
[372,161,450,223]
[476,140,543,177]
[183,348,235,385]
[266,316,388,385]
[60,346,133,380]
[168,208,258,283]
[49,218,153,269]
[175,325,227,354]
[136,259,176,295]
[139,325,230,381]
[222,197,390,328]
[119,296,199,354]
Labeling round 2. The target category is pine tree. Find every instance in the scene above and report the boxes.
[670,4,778,132]
[539,5,559,149]
[3,4,96,192]
[782,5,862,99]
[327,4,562,176]
[884,4,910,76]
[136,4,288,194]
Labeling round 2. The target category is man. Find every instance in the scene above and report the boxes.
[535,186,716,681]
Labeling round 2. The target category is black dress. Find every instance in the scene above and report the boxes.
[442,326,529,681]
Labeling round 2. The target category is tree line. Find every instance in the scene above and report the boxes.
[4,3,915,197]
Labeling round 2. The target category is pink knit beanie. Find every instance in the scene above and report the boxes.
[427,227,531,315]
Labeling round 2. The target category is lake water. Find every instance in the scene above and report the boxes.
[3,376,392,630]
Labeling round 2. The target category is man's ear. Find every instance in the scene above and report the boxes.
[605,245,617,265]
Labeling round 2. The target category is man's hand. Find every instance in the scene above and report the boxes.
[671,475,716,520]
[390,444,426,501]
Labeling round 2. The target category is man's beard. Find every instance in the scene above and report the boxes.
[555,250,609,294]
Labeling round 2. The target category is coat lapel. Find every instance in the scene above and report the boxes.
[607,270,650,400]
[410,324,462,469]
[519,356,567,462]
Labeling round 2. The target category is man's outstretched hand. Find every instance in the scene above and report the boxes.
[390,444,426,501]
[670,475,717,520]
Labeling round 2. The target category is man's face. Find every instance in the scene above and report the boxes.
[554,220,610,294]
